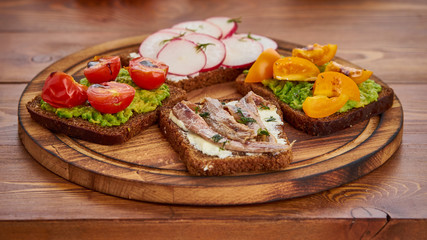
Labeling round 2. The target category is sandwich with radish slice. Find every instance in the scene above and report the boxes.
[136,17,277,91]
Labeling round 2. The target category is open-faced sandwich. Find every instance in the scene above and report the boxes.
[235,45,394,136]
[26,56,186,145]
[134,17,278,92]
[159,91,294,176]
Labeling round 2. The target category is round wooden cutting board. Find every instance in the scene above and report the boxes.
[18,35,403,205]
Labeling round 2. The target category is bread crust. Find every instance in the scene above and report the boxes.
[26,85,186,145]
[158,101,293,176]
[235,74,395,136]
[166,67,245,92]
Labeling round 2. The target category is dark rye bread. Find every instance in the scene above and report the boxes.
[235,74,395,136]
[165,67,245,92]
[26,85,186,145]
[158,101,293,176]
[236,74,394,136]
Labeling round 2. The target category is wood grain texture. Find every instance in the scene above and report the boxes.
[17,36,403,205]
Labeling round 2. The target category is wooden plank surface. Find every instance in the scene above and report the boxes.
[1,0,427,238]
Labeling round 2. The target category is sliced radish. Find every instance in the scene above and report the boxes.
[139,31,180,59]
[167,72,200,82]
[221,36,263,69]
[172,20,222,39]
[234,33,278,50]
[157,39,206,76]
[205,16,238,39]
[158,28,194,36]
[182,33,226,71]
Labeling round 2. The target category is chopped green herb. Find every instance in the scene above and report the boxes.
[196,43,215,53]
[227,17,242,24]
[237,116,256,124]
[266,116,276,122]
[257,128,270,136]
[199,112,210,118]
[160,33,186,45]
[211,134,223,143]
[259,104,270,110]
[220,140,230,150]
[246,33,261,41]
[236,108,256,124]
[194,106,200,114]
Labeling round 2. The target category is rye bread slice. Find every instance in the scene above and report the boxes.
[158,99,293,176]
[165,67,245,92]
[26,85,186,145]
[235,74,395,136]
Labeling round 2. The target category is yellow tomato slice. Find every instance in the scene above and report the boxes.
[245,48,281,83]
[313,72,360,101]
[324,61,373,84]
[302,94,349,118]
[273,57,320,81]
[292,43,337,66]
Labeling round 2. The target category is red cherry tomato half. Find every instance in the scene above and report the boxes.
[41,72,88,108]
[84,56,121,84]
[87,82,135,114]
[128,57,168,90]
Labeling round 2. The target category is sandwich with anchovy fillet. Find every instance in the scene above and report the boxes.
[159,91,294,176]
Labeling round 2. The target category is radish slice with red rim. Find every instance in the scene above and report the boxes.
[221,36,263,69]
[166,72,200,82]
[158,28,194,36]
[172,20,222,39]
[157,39,207,76]
[205,16,238,39]
[182,33,226,71]
[234,33,278,50]
[139,31,180,59]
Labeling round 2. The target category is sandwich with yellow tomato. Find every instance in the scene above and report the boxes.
[235,44,394,135]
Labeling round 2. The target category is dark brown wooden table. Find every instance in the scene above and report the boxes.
[1,0,426,239]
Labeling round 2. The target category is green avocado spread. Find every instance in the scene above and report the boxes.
[41,68,170,127]
[262,78,382,113]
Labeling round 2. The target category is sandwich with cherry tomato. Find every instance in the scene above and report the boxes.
[26,56,186,145]
[235,44,394,136]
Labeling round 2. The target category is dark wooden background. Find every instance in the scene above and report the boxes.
[1,0,426,239]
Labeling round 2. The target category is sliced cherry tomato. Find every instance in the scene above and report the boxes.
[83,56,121,84]
[292,43,337,66]
[41,71,88,108]
[313,72,360,101]
[324,61,373,84]
[245,48,281,83]
[128,57,168,90]
[303,94,349,118]
[273,57,320,81]
[303,72,360,118]
[87,82,135,114]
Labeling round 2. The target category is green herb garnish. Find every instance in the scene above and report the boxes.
[199,112,210,118]
[227,17,242,24]
[247,32,261,41]
[160,33,186,45]
[257,128,270,136]
[220,140,230,150]
[211,134,223,143]
[266,116,276,122]
[236,108,256,124]
[196,43,215,53]
[259,104,270,110]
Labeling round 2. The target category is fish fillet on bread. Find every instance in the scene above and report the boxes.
[159,91,294,176]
